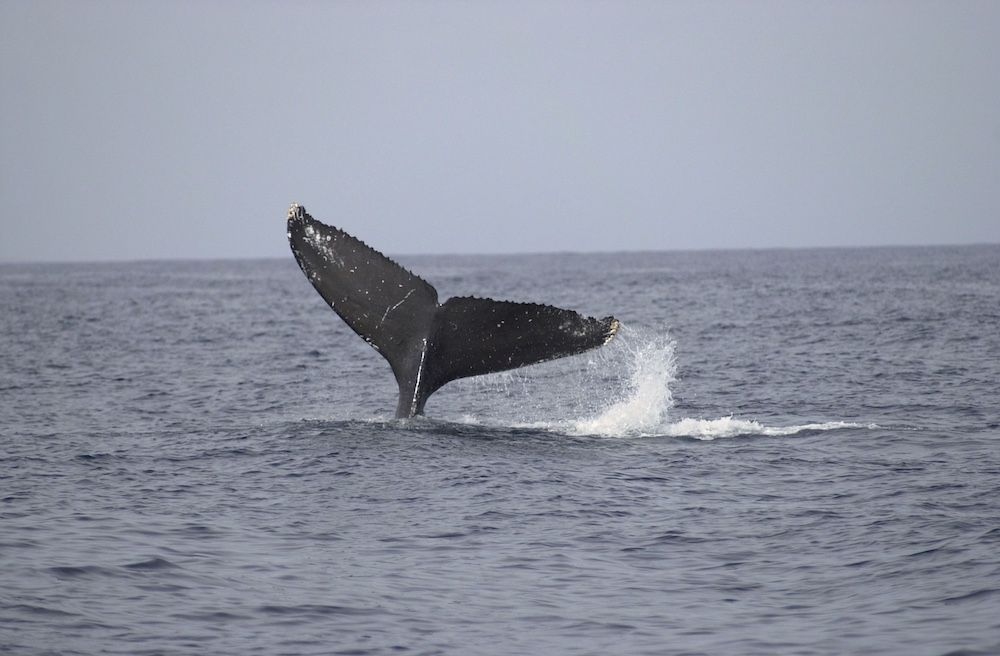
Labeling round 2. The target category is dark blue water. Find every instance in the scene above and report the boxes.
[2,246,999,655]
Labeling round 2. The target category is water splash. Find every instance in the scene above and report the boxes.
[441,323,875,440]
[568,326,677,436]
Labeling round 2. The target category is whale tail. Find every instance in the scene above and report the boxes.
[287,204,619,418]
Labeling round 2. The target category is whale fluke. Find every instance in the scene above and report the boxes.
[287,204,619,418]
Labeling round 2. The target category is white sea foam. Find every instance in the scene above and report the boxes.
[442,323,876,439]
[514,415,873,440]
[517,325,872,439]
[643,417,872,440]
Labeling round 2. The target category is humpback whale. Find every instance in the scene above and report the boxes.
[287,204,619,418]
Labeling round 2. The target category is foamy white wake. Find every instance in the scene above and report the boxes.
[589,417,873,440]
[507,324,874,440]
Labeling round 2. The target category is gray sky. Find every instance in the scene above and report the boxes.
[2,1,998,262]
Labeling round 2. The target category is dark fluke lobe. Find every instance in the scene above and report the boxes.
[287,203,618,417]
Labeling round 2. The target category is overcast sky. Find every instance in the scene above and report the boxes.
[2,1,998,262]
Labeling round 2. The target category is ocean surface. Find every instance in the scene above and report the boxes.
[2,245,999,655]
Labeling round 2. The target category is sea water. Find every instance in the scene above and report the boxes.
[1,246,998,655]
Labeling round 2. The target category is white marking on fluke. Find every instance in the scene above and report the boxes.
[379,289,415,328]
[410,338,429,416]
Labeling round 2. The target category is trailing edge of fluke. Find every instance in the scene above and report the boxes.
[287,203,619,418]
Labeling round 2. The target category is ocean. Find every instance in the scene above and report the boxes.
[2,245,998,655]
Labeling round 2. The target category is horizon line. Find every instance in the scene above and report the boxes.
[1,239,997,267]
